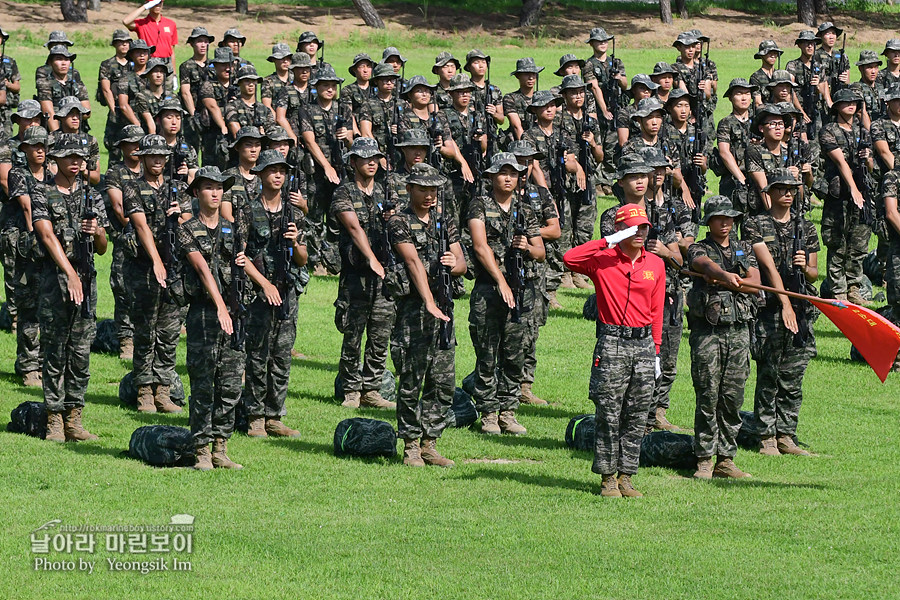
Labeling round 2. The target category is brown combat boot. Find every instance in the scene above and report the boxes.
[498,410,527,435]
[713,458,752,479]
[211,438,243,469]
[341,390,361,408]
[653,406,678,431]
[617,474,643,498]
[599,474,622,497]
[573,273,593,289]
[136,385,156,413]
[520,383,548,406]
[759,436,781,456]
[118,337,134,361]
[193,445,213,471]
[560,272,576,289]
[420,437,454,468]
[45,411,65,443]
[360,389,396,409]
[154,385,182,413]
[63,407,98,441]
[847,288,869,306]
[246,417,267,438]
[22,371,41,387]
[693,457,714,479]
[480,412,501,435]
[548,290,563,310]
[777,435,811,456]
[265,418,301,438]
[403,438,425,467]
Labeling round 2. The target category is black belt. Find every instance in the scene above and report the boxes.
[596,322,652,340]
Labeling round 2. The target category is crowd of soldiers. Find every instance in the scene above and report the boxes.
[0,20,898,493]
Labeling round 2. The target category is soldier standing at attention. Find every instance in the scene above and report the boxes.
[220,127,262,222]
[432,52,460,110]
[502,58,543,145]
[115,40,153,131]
[342,53,375,135]
[198,47,235,169]
[33,134,108,442]
[851,51,885,128]
[134,58,173,134]
[563,203,665,498]
[225,65,275,137]
[98,29,134,165]
[464,49,505,137]
[179,27,214,154]
[686,195,761,480]
[716,78,755,214]
[388,162,466,467]
[36,45,90,127]
[50,97,100,185]
[0,27,22,138]
[261,43,293,111]
[749,41,783,108]
[468,153,545,436]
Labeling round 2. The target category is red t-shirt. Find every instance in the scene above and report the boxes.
[564,239,666,353]
[134,15,178,58]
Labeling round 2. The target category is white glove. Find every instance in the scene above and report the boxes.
[655,355,662,379]
[604,225,638,248]
[142,0,162,10]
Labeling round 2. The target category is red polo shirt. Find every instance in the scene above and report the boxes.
[134,15,178,58]
[564,239,666,353]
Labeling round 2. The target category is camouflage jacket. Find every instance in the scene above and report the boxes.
[300,101,353,166]
[522,123,577,193]
[871,117,900,168]
[177,214,245,300]
[178,58,209,110]
[465,193,541,282]
[97,57,132,108]
[31,177,109,262]
[261,72,291,103]
[223,167,261,220]
[243,191,305,294]
[2,165,49,232]
[850,80,886,123]
[502,90,535,134]
[122,176,191,262]
[716,113,752,175]
[359,94,398,151]
[36,75,88,110]
[103,162,142,235]
[742,212,819,292]
[330,179,389,273]
[340,82,375,120]
[274,84,315,138]
[224,98,275,132]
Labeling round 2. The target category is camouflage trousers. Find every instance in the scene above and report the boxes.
[468,280,534,414]
[597,128,619,187]
[588,331,655,475]
[821,199,871,296]
[14,253,41,375]
[126,260,181,387]
[39,267,97,412]
[522,278,549,385]
[201,134,229,170]
[104,115,123,166]
[390,297,455,440]
[567,190,597,250]
[109,242,133,341]
[689,321,750,459]
[335,271,395,393]
[752,309,817,438]
[244,291,298,418]
[186,300,245,446]
[648,288,683,418]
[306,171,338,270]
[2,251,15,320]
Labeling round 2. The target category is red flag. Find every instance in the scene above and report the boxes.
[810,298,900,383]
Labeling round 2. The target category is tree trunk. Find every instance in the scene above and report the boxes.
[60,0,88,22]
[797,0,816,26]
[674,0,688,19]
[88,0,100,9]
[659,0,673,24]
[235,0,247,14]
[814,0,828,15]
[352,0,385,28]
[519,0,546,27]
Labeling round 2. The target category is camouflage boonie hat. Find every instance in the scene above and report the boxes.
[447,73,475,92]
[18,126,48,149]
[116,124,145,146]
[251,149,290,173]
[311,64,344,85]
[816,22,843,37]
[372,62,398,79]
[628,73,659,92]
[689,29,710,42]
[795,30,819,44]
[290,52,313,69]
[464,49,490,68]
[186,27,214,44]
[856,50,882,66]
[723,77,758,97]
[47,44,76,60]
[127,39,155,56]
[586,27,614,43]
[236,65,262,82]
[559,74,587,92]
[343,137,384,161]
[187,166,235,195]
[507,139,545,160]
[511,57,543,75]
[229,126,264,148]
[636,145,668,168]
[14,100,42,120]
[404,162,446,187]
[651,61,677,76]
[883,85,900,102]
[265,126,294,145]
[134,134,172,156]
[142,57,173,76]
[395,129,430,147]
[432,51,460,73]
[616,153,654,178]
[665,87,692,106]
[774,101,802,119]
[766,70,797,88]
[484,152,527,175]
[296,30,321,45]
[701,194,742,224]
[110,29,132,45]
[49,133,89,159]
[554,53,584,76]
[527,90,562,111]
[631,97,665,120]
[153,97,185,117]
[210,47,234,64]
[382,46,407,63]
[762,168,802,192]
[673,31,700,47]
[54,96,90,118]
[348,52,374,74]
[751,103,783,131]
[45,31,74,47]
[830,87,863,113]
[754,40,783,59]
[221,28,247,44]
[883,39,900,54]
[401,75,435,99]
[268,43,293,62]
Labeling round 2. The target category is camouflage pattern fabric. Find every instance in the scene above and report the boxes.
[91,318,120,354]
[243,293,298,418]
[333,417,397,458]
[650,289,683,416]
[128,425,196,467]
[333,369,396,403]
[448,387,477,428]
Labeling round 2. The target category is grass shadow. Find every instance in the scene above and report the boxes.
[454,467,591,494]
[296,358,339,373]
[63,442,129,460]
[467,430,567,452]
[266,437,334,456]
[300,390,341,406]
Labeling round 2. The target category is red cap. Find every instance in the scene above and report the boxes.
[614,203,651,228]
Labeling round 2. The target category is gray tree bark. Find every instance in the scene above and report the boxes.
[236,0,248,14]
[353,0,385,28]
[674,0,688,19]
[60,0,88,21]
[659,0,673,24]
[798,0,816,26]
[519,0,546,27]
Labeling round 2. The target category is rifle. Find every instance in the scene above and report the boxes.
[549,137,567,228]
[484,57,497,159]
[802,58,820,138]
[787,217,810,347]
[332,82,346,179]
[684,103,706,224]
[853,127,875,227]
[505,177,527,324]
[77,172,96,319]
[833,34,849,93]
[434,187,454,350]
[229,202,248,350]
[604,38,621,128]
[273,185,295,320]
[428,95,443,170]
[579,112,595,207]
[159,157,180,304]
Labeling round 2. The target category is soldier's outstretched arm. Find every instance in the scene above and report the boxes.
[394,240,446,321]
[186,250,233,334]
[34,220,82,304]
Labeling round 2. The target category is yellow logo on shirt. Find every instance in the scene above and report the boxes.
[642,270,655,281]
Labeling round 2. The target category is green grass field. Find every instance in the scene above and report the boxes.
[1,38,899,599]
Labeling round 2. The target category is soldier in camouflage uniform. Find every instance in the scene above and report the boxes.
[382,46,408,83]
[851,51,886,128]
[48,97,100,186]
[221,127,262,222]
[32,134,109,442]
[0,28,21,137]
[358,62,400,160]
[664,88,710,221]
[274,52,316,202]
[2,126,49,387]
[295,30,327,71]
[819,88,873,304]
[552,55,598,115]
[387,162,466,466]
[157,97,199,184]
[502,58,543,146]
[872,86,900,172]
[584,28,627,187]
[877,39,900,90]
[261,43,293,111]
[716,78,755,214]
[134,58,173,134]
[686,195,760,479]
[104,125,145,360]
[815,22,850,113]
[762,70,798,106]
[432,51,460,110]
[673,31,717,140]
[198,47,235,169]
[464,49,505,144]
[616,74,658,150]
[649,61,677,106]
[114,40,152,132]
[123,134,192,414]
[240,150,307,438]
[786,30,824,143]
[742,170,819,456]
[775,102,815,213]
[749,41,783,108]
[179,27,214,155]
[384,129,432,210]
[225,65,275,137]
[468,153,545,435]
[745,104,793,216]
[881,165,900,372]
[36,45,90,127]
[330,138,396,410]
[342,53,375,134]
[179,166,246,469]
[439,73,482,223]
[35,31,83,85]
[219,28,254,70]
[97,29,133,164]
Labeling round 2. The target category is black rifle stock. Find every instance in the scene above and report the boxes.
[230,204,248,350]
[435,188,454,350]
[77,173,96,319]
